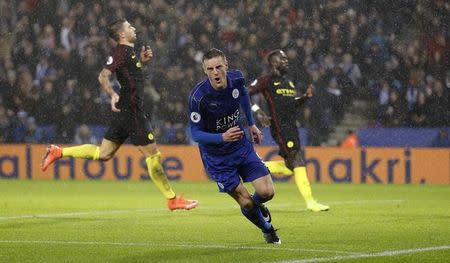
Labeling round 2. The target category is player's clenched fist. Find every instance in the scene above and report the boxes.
[222,126,244,142]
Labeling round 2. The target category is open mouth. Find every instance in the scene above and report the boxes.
[214,77,221,82]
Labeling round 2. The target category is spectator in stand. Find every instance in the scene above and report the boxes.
[24,117,42,143]
[339,53,361,91]
[378,79,391,106]
[409,92,431,127]
[324,77,345,123]
[0,104,11,142]
[12,110,29,142]
[74,124,97,144]
[380,89,408,127]
[428,80,449,127]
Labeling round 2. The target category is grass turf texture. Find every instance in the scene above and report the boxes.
[0,180,449,262]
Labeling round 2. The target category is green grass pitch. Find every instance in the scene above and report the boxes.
[0,180,449,262]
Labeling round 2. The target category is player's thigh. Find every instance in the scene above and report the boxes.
[99,138,121,160]
[251,174,275,200]
[228,182,253,209]
[137,143,159,157]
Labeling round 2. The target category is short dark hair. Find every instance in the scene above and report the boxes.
[267,49,283,64]
[108,18,126,41]
[202,48,226,62]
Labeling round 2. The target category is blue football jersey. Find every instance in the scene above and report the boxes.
[189,70,253,155]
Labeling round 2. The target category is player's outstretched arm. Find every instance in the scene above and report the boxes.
[251,104,272,127]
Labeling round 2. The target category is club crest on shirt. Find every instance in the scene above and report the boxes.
[190,112,201,123]
[232,88,239,98]
[106,56,113,65]
[287,141,294,148]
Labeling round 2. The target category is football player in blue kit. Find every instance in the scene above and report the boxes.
[188,48,280,244]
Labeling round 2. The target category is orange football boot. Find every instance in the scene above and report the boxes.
[167,195,198,211]
[41,145,62,172]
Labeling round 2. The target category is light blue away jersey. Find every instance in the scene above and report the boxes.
[188,70,255,155]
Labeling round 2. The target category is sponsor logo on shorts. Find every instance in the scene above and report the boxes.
[148,133,154,140]
[287,141,294,148]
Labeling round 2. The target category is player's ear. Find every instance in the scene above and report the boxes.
[202,63,207,74]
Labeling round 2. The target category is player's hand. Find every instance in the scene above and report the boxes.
[249,125,263,144]
[111,93,120,112]
[256,111,272,127]
[140,45,153,63]
[222,126,244,142]
[295,84,315,106]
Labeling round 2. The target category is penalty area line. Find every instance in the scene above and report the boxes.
[277,245,450,263]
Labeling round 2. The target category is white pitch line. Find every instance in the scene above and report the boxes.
[0,208,166,220]
[0,240,359,255]
[0,199,405,221]
[277,245,450,263]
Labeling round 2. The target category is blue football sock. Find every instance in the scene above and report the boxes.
[252,192,267,205]
[241,205,272,232]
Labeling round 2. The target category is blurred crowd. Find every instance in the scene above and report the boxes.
[0,0,449,145]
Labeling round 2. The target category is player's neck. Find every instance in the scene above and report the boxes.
[211,80,228,91]
[119,40,134,47]
[271,69,285,77]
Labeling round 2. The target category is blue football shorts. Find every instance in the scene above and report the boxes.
[200,144,270,193]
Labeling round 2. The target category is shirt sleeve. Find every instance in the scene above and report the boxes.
[248,76,267,95]
[104,48,125,74]
[240,86,255,126]
[188,93,223,144]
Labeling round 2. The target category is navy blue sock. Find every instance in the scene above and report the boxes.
[252,192,268,205]
[241,205,272,232]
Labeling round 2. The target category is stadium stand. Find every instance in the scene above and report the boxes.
[0,0,448,146]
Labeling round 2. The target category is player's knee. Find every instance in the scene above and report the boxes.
[259,188,275,201]
[98,152,114,161]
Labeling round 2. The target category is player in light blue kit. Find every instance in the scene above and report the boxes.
[189,48,280,244]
